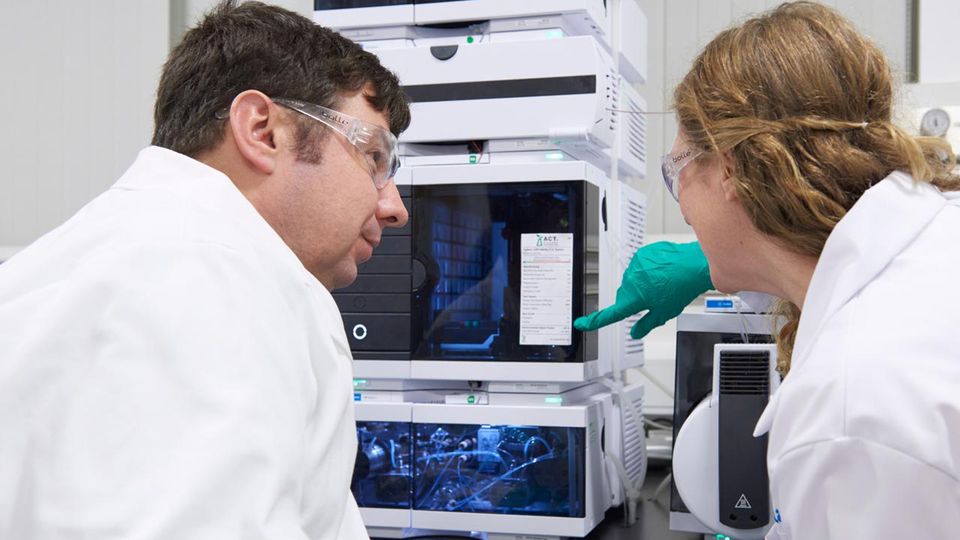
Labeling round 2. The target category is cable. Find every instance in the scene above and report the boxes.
[420,452,459,506]
[415,450,505,463]
[415,449,505,504]
[643,417,672,431]
[648,471,673,503]
[456,455,466,485]
[604,453,639,525]
[638,366,674,400]
[522,435,553,459]
[468,139,484,164]
[449,452,559,511]
[604,108,677,115]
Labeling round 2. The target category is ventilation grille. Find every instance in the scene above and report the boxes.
[607,68,619,130]
[621,389,646,485]
[624,91,647,163]
[719,351,770,395]
[619,196,646,267]
[621,193,647,355]
[623,328,645,355]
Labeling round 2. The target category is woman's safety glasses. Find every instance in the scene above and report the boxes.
[272,97,400,189]
[660,147,702,202]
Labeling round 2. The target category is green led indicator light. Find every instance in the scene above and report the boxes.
[545,396,563,404]
[469,154,478,164]
[545,152,565,160]
[467,395,476,404]
[466,36,474,43]
[546,29,564,39]
[353,379,367,387]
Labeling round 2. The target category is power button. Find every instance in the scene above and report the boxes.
[352,324,368,341]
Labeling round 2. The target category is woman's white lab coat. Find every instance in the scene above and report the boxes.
[755,171,960,539]
[0,147,367,539]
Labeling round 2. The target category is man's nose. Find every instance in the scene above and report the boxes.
[377,180,409,229]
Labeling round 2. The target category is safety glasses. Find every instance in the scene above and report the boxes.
[660,147,702,202]
[272,97,400,189]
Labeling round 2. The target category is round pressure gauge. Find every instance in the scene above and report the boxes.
[920,108,951,137]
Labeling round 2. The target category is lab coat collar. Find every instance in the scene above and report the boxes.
[754,171,949,436]
[114,146,319,286]
[115,146,246,206]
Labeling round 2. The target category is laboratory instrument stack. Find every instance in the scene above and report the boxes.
[314,2,650,538]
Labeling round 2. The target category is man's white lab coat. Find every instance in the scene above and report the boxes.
[0,147,368,539]
[756,171,960,539]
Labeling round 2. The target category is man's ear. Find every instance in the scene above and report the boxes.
[719,150,739,202]
[228,90,281,175]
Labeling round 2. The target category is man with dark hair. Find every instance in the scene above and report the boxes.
[0,2,408,538]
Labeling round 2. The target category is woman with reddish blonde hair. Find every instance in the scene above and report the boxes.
[578,2,960,537]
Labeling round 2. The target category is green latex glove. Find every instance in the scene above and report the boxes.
[574,241,713,339]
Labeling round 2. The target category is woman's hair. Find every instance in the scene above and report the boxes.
[673,2,960,374]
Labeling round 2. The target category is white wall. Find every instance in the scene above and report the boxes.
[631,0,911,238]
[902,0,960,118]
[0,1,169,253]
[917,0,960,84]
[0,0,313,257]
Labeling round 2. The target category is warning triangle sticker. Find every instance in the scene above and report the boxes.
[735,494,752,509]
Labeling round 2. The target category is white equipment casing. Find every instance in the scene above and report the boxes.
[614,0,648,84]
[352,378,474,392]
[409,401,608,538]
[352,382,646,538]
[313,0,647,83]
[609,75,648,177]
[416,0,609,38]
[353,389,449,404]
[591,383,646,507]
[313,2,413,31]
[352,158,639,384]
[314,0,607,35]
[373,36,647,176]
[353,158,608,382]
[672,342,780,540]
[602,180,647,373]
[408,159,608,383]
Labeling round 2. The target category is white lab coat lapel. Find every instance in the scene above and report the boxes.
[755,171,950,436]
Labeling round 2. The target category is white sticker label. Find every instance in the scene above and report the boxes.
[520,233,574,346]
